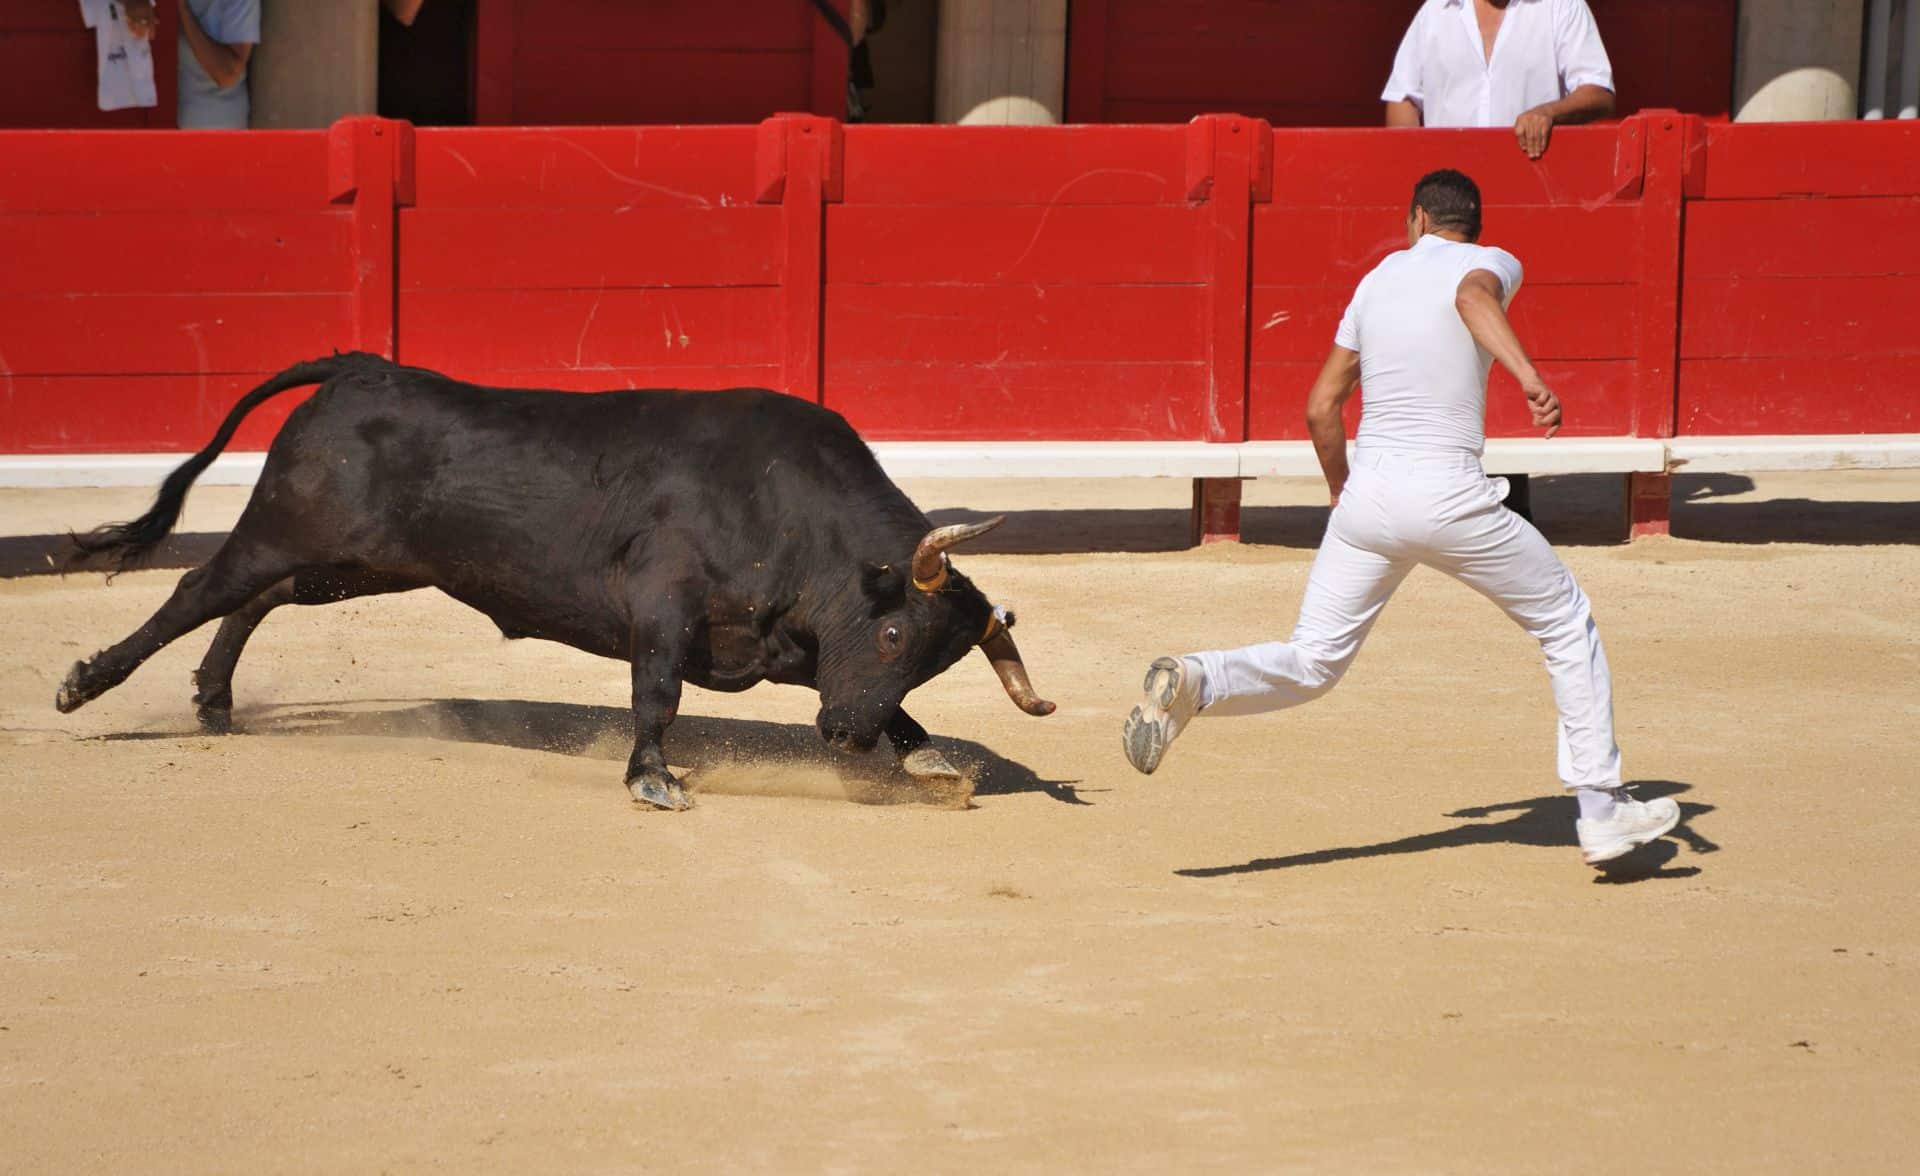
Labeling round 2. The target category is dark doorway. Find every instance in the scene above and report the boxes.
[379,0,473,126]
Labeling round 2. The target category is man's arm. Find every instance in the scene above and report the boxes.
[1384,100,1422,128]
[1513,85,1614,158]
[180,3,254,91]
[1455,270,1561,437]
[1305,345,1363,505]
[383,0,428,26]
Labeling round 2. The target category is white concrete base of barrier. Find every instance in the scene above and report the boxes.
[4,436,1916,490]
[1665,434,1920,473]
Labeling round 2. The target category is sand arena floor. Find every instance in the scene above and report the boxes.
[2,472,1916,1173]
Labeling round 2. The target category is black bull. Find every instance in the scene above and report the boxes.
[56,353,1054,809]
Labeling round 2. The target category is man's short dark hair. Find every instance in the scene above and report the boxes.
[1410,169,1483,241]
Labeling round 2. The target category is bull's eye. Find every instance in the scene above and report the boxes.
[876,624,905,659]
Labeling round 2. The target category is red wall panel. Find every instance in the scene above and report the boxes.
[1069,0,1735,126]
[472,0,846,126]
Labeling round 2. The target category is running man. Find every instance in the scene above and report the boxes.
[1120,169,1678,866]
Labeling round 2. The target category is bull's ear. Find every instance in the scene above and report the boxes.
[860,563,907,607]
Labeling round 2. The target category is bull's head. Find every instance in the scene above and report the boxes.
[815,516,1054,752]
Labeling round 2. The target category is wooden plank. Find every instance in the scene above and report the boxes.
[1684,197,1920,278]
[400,208,782,289]
[1679,359,1920,434]
[841,124,1187,204]
[1249,284,1639,363]
[508,0,809,50]
[826,205,1207,284]
[824,360,1210,440]
[0,375,315,452]
[1251,204,1643,286]
[0,212,350,295]
[0,294,353,375]
[400,289,780,371]
[510,49,812,125]
[412,126,761,208]
[436,366,784,394]
[1102,100,1383,127]
[826,284,1205,363]
[1682,276,1920,359]
[1269,126,1626,206]
[0,133,328,212]
[1249,360,1637,440]
[1703,121,1920,199]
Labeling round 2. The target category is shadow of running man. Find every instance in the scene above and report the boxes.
[1175,781,1716,884]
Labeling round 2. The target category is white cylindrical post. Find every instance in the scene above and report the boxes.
[935,0,1068,125]
[1734,0,1868,121]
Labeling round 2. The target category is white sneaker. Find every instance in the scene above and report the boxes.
[1576,794,1681,865]
[1122,656,1200,775]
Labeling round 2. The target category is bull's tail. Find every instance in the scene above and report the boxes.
[68,353,374,573]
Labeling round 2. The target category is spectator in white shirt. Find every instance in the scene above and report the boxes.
[1384,0,1615,159]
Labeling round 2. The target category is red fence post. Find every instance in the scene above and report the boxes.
[1186,114,1270,543]
[327,117,415,360]
[1625,109,1706,537]
[757,114,843,403]
[1065,0,1111,123]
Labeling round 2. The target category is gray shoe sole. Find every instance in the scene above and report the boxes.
[1121,657,1185,776]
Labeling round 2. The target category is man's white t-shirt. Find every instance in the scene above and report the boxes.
[1334,235,1524,456]
[1382,0,1613,128]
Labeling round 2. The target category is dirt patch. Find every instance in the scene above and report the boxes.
[2,475,1916,1172]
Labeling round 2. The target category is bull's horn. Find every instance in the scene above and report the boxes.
[910,516,1005,592]
[980,626,1055,716]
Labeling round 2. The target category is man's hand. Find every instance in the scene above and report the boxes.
[1523,374,1562,438]
[1514,105,1554,159]
[122,0,157,40]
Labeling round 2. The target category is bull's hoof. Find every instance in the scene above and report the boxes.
[195,704,234,735]
[901,746,962,782]
[628,774,693,811]
[54,662,92,714]
[898,747,974,809]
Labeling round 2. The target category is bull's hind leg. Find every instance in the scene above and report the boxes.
[192,567,422,732]
[56,536,301,715]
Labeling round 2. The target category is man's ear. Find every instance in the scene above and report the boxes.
[860,563,907,609]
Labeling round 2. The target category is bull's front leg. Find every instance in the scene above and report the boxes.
[886,709,964,785]
[624,570,703,811]
[627,649,692,811]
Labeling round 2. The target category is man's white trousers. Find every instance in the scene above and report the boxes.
[1189,448,1623,790]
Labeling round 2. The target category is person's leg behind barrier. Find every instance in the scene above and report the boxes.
[1121,486,1413,775]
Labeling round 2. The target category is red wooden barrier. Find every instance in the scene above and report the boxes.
[0,129,363,453]
[1678,120,1920,435]
[4,112,1919,467]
